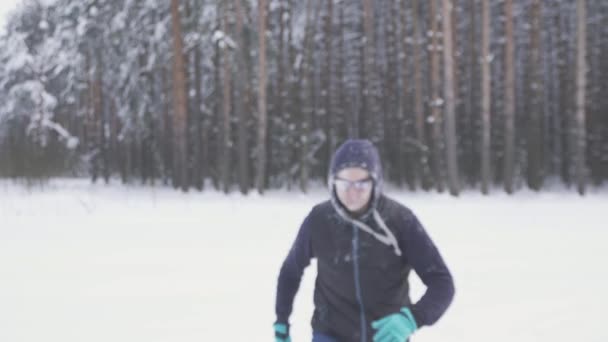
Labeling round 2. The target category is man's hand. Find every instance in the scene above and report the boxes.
[371,307,417,342]
[274,323,291,342]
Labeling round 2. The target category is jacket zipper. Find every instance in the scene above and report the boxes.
[352,225,367,342]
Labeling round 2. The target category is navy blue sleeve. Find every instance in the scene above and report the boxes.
[275,209,315,324]
[400,212,455,328]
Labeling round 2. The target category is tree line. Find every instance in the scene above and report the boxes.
[0,0,606,195]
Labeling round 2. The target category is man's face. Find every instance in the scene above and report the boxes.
[334,167,374,214]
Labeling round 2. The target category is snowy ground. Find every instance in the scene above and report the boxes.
[1,179,607,342]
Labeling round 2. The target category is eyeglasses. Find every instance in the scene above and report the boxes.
[334,177,374,191]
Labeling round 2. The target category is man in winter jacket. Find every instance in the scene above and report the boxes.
[274,139,454,342]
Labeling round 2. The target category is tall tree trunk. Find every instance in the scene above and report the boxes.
[212,12,222,190]
[587,0,602,184]
[443,0,460,195]
[273,0,284,186]
[170,0,189,191]
[356,2,365,139]
[429,0,444,192]
[299,0,317,192]
[145,75,157,186]
[527,0,543,190]
[85,50,97,183]
[480,0,491,194]
[383,0,397,183]
[97,53,109,184]
[337,0,345,152]
[221,3,233,193]
[503,0,515,193]
[362,0,375,139]
[235,0,250,194]
[399,0,415,189]
[464,0,478,186]
[285,0,296,189]
[363,0,383,151]
[598,2,608,181]
[161,67,173,186]
[575,0,587,194]
[93,52,108,184]
[139,43,153,186]
[555,2,572,185]
[451,0,462,183]
[256,0,268,193]
[186,0,203,190]
[89,50,104,184]
[110,100,120,183]
[412,0,429,189]
[322,0,334,169]
[194,34,204,190]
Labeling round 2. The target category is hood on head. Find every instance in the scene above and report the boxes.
[328,139,383,217]
[326,139,402,256]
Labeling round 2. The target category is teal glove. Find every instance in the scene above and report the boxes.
[371,307,418,342]
[273,323,291,342]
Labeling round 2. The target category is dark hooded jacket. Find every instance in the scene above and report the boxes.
[275,140,454,342]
